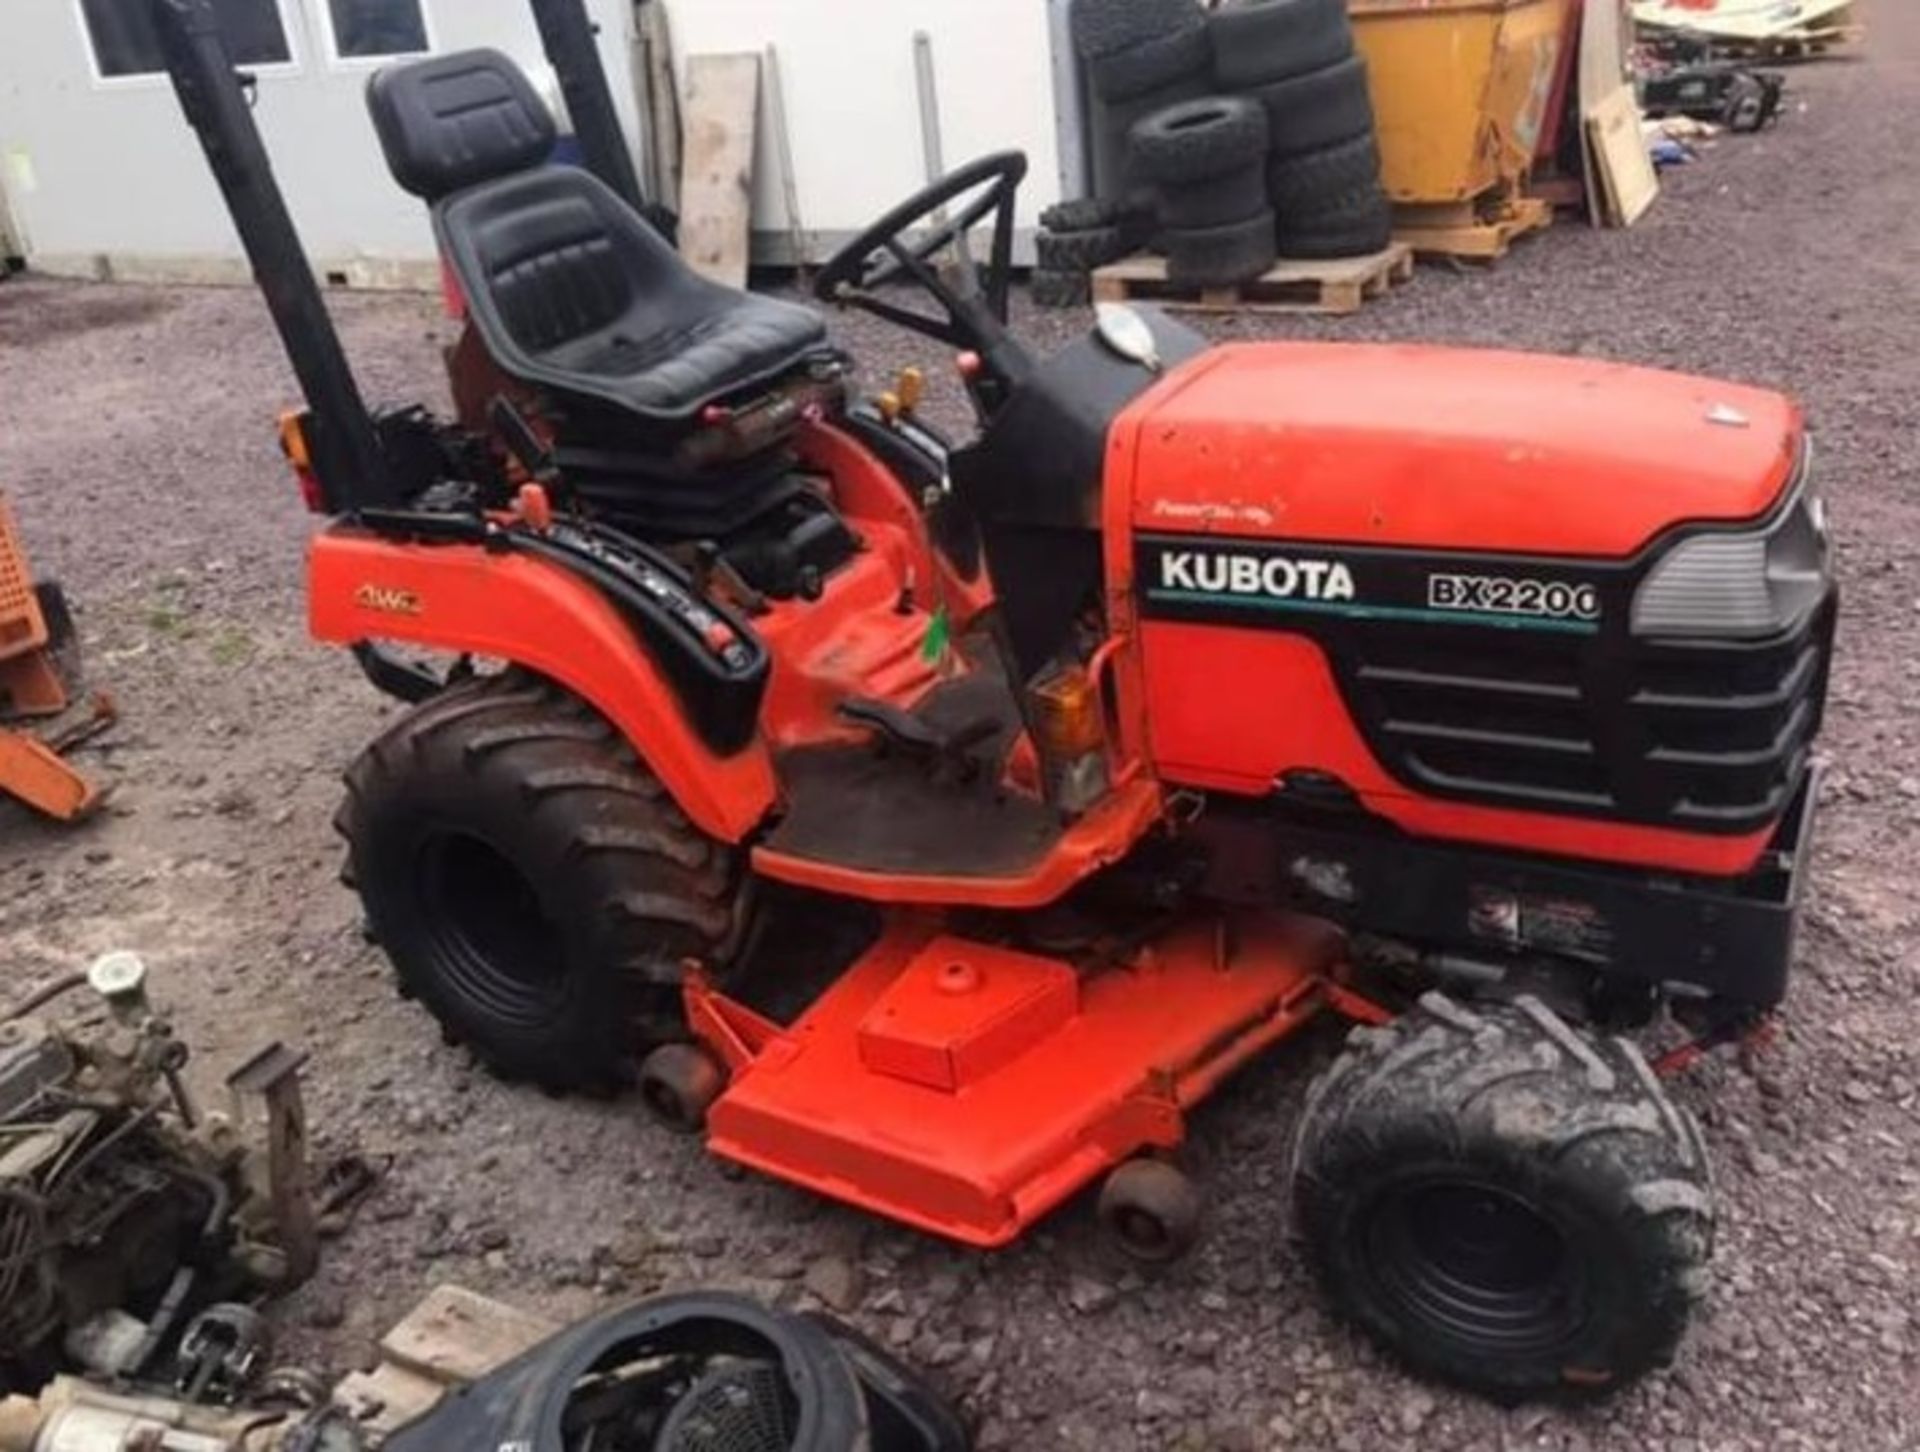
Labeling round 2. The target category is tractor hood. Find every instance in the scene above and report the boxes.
[1123,343,1803,558]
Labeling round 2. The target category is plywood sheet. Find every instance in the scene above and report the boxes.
[678,53,761,288]
[1586,88,1660,228]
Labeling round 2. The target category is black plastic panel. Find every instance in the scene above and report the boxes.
[1136,513,1835,836]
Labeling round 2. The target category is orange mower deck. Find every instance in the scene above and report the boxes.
[687,912,1345,1247]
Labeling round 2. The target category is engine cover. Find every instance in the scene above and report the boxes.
[1123,342,1801,557]
[1110,342,1829,878]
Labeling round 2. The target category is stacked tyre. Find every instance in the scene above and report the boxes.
[1032,199,1149,308]
[1070,0,1211,206]
[1130,97,1276,289]
[1209,0,1394,259]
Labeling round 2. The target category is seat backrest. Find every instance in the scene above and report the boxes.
[366,49,555,202]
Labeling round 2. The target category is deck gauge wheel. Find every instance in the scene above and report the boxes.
[640,1042,727,1133]
[1098,1158,1204,1262]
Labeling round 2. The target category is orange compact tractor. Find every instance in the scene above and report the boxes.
[156,0,1833,1401]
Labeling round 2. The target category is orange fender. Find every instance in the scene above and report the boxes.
[309,527,778,844]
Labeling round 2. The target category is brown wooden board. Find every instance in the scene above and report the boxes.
[1091,243,1414,317]
[1585,89,1659,228]
[678,53,761,288]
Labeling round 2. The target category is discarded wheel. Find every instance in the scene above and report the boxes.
[1290,994,1715,1401]
[1098,1158,1203,1262]
[1164,210,1278,289]
[639,1043,727,1134]
[1208,0,1354,89]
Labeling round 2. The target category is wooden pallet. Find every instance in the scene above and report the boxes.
[1392,196,1553,262]
[1091,242,1414,316]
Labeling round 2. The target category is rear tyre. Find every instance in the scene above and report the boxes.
[338,671,736,1094]
[1290,994,1715,1401]
[1099,1159,1203,1262]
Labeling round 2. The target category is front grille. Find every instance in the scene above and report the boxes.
[1344,598,1835,833]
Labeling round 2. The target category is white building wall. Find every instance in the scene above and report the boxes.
[0,0,1079,280]
[0,0,641,283]
[666,0,1075,257]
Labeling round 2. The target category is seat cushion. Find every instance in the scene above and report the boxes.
[437,168,829,422]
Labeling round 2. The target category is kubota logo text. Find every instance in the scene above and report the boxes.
[1158,551,1357,602]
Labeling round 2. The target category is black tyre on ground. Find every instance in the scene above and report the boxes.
[338,671,736,1094]
[1164,210,1277,287]
[1130,96,1270,185]
[1267,133,1382,214]
[1247,54,1375,158]
[1277,184,1394,258]
[1208,0,1353,90]
[1290,994,1715,1401]
[1088,22,1212,103]
[1155,160,1268,230]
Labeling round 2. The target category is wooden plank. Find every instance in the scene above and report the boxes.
[1092,244,1413,316]
[1581,0,1658,229]
[377,1284,560,1387]
[332,1363,450,1443]
[678,54,761,288]
[1585,90,1659,228]
[636,0,681,212]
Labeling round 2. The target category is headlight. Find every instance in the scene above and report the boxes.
[1632,444,1830,639]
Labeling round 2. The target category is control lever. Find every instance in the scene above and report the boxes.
[693,542,771,617]
[489,395,560,485]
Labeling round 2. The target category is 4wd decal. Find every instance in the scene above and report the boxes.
[1137,534,1604,636]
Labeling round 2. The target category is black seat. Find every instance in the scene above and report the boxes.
[366,50,829,423]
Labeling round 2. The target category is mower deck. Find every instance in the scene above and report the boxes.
[688,912,1340,1246]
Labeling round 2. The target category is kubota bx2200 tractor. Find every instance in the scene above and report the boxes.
[154,0,1833,1401]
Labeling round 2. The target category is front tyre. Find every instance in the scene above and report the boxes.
[1290,994,1714,1401]
[338,672,736,1094]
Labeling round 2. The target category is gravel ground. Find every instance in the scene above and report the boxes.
[2,11,1917,1449]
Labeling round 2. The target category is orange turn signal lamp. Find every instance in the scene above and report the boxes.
[277,410,326,515]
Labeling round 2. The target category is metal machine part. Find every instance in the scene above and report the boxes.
[0,956,316,1389]
[0,1378,361,1452]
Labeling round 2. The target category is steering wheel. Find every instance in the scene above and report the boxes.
[814,152,1030,373]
